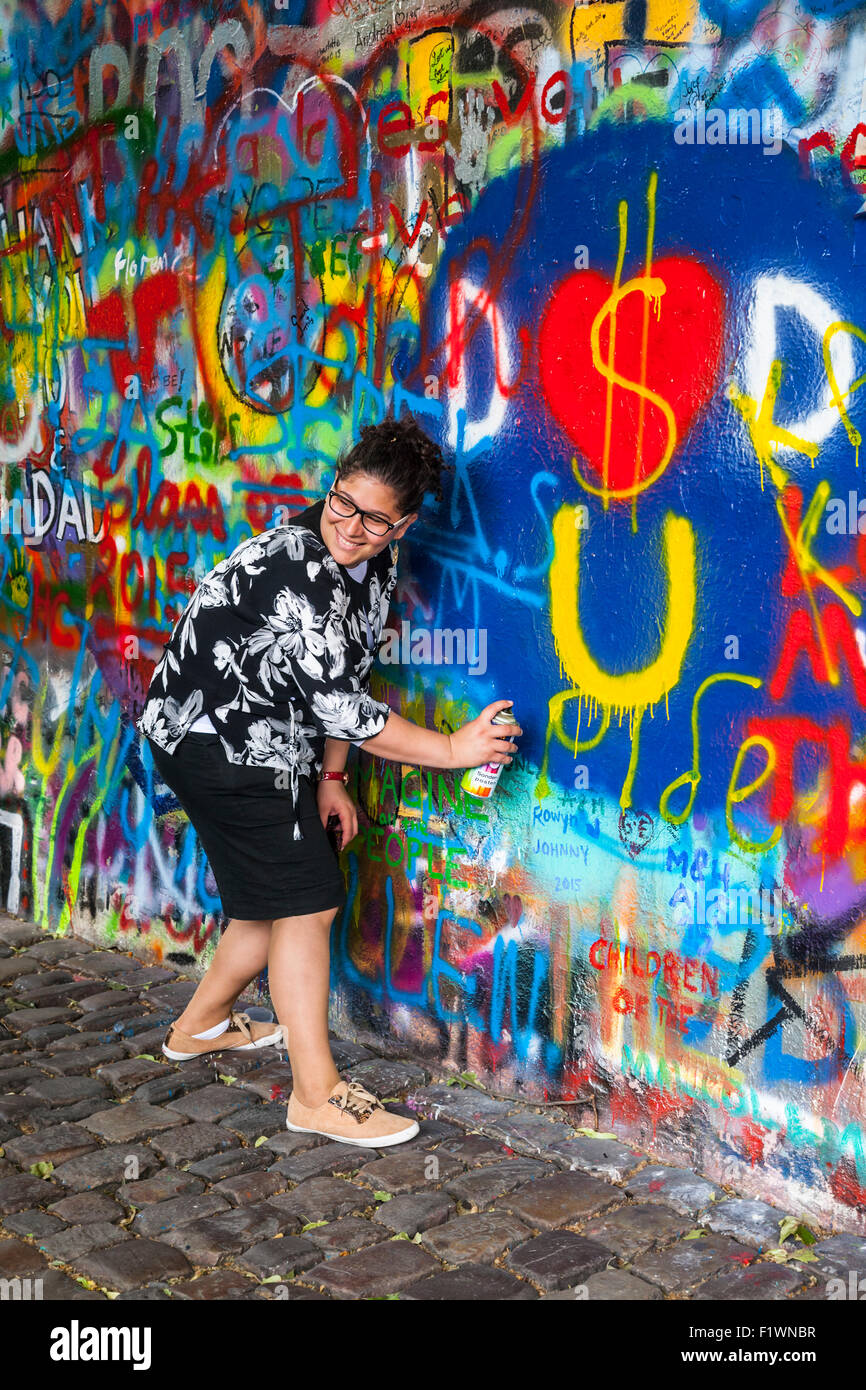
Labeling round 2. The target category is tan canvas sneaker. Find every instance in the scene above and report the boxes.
[162,1010,283,1061]
[286,1078,420,1147]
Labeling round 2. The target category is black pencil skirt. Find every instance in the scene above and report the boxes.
[147,731,348,920]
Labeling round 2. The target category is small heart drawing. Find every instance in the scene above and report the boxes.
[618,809,655,858]
[539,257,725,496]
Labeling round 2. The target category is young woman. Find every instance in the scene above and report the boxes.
[137,416,522,1147]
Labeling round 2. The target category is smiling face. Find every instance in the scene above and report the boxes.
[320,471,418,566]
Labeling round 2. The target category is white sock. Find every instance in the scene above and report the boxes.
[191,1018,230,1040]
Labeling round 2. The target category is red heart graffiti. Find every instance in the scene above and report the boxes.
[539,257,724,495]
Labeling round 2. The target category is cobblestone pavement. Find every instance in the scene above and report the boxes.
[0,914,861,1303]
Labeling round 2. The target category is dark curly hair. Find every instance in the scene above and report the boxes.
[335,415,452,516]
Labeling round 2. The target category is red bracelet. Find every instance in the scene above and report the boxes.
[319,771,349,783]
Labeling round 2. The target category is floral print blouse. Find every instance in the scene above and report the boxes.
[136,498,398,840]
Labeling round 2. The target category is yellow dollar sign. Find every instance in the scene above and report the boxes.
[571,274,679,504]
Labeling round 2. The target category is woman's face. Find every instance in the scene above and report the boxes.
[320,471,418,566]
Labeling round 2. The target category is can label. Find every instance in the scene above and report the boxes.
[460,761,503,797]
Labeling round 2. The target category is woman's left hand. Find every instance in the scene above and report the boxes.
[316,779,359,849]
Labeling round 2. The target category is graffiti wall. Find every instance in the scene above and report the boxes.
[4,0,866,1230]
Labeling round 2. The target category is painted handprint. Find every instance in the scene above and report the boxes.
[448,89,496,200]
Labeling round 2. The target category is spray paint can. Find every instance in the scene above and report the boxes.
[459,706,519,800]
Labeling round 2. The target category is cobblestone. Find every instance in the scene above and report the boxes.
[371,1191,454,1236]
[269,1177,371,1223]
[59,950,143,977]
[436,1133,509,1167]
[4,1006,80,1033]
[403,1263,538,1300]
[40,1045,127,1075]
[420,1212,533,1264]
[220,1102,287,1142]
[25,937,90,961]
[233,1062,294,1101]
[35,1268,108,1300]
[171,1270,255,1300]
[118,1169,205,1205]
[159,1202,298,1264]
[0,1236,49,1275]
[698,1197,789,1249]
[0,1173,62,1212]
[631,1234,756,1294]
[482,1113,575,1158]
[304,1239,439,1298]
[305,1215,388,1254]
[22,1076,110,1107]
[692,1262,809,1299]
[70,1005,145,1033]
[36,1221,131,1261]
[506,1229,614,1291]
[235,1235,321,1277]
[77,989,140,1013]
[96,1058,172,1094]
[71,1238,194,1290]
[445,1158,549,1210]
[166,1083,250,1123]
[0,1093,42,1121]
[27,1097,114,1127]
[493,1170,621,1229]
[582,1203,690,1259]
[139,981,198,1008]
[3,1208,67,1237]
[52,1144,158,1192]
[328,1039,375,1068]
[4,1122,99,1169]
[407,1084,520,1128]
[132,1192,231,1237]
[353,1149,464,1195]
[810,1233,866,1280]
[268,1143,370,1183]
[80,1102,187,1144]
[149,1122,235,1165]
[0,1061,51,1095]
[624,1166,723,1216]
[547,1135,644,1182]
[582,1269,664,1300]
[345,1059,429,1096]
[212,1171,286,1207]
[48,1192,122,1224]
[2,915,857,1304]
[186,1149,272,1183]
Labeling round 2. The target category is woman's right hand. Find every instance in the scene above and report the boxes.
[448,700,522,771]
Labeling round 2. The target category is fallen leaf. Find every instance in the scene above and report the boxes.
[778,1216,799,1244]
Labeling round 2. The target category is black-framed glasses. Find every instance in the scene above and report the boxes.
[326,487,411,537]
